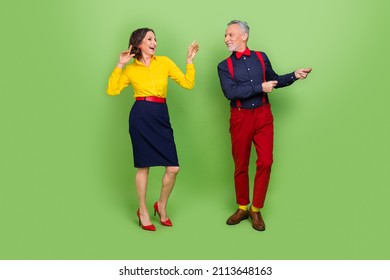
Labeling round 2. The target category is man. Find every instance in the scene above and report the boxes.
[217,20,311,231]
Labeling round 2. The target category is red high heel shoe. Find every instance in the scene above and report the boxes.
[153,202,172,227]
[137,209,156,231]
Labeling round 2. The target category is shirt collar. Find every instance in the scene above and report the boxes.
[134,55,158,66]
[235,48,251,59]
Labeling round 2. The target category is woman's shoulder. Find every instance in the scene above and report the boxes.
[154,56,177,68]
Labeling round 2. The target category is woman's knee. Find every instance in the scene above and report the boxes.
[166,166,180,175]
[137,167,149,174]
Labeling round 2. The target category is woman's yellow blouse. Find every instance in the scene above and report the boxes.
[106,56,195,98]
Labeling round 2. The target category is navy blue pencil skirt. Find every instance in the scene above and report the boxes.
[129,100,179,168]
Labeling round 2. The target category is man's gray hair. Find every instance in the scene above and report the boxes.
[227,20,250,36]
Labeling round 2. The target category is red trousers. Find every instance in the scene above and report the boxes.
[229,103,274,208]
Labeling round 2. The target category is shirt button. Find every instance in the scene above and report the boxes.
[243,57,246,60]
[248,68,250,70]
[250,79,253,82]
[252,103,255,106]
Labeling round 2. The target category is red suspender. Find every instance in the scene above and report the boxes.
[254,51,267,104]
[227,56,241,107]
[254,51,266,83]
[227,56,234,79]
[227,51,267,108]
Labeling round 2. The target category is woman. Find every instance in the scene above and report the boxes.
[106,28,199,231]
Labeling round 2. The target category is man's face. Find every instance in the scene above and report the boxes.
[224,24,247,52]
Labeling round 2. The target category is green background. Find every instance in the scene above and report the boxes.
[1,0,389,259]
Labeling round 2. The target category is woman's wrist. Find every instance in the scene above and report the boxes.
[116,62,125,69]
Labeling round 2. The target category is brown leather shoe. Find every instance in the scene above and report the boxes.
[226,209,249,225]
[248,209,266,231]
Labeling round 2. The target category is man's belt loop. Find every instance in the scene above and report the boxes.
[236,99,242,110]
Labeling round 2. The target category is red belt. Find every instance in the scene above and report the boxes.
[136,97,166,103]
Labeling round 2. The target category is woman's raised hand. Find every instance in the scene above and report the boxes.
[186,40,199,64]
[117,45,135,68]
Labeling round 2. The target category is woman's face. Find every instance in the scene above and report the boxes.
[139,31,157,57]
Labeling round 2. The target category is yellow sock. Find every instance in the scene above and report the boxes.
[238,205,248,211]
[250,205,260,212]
